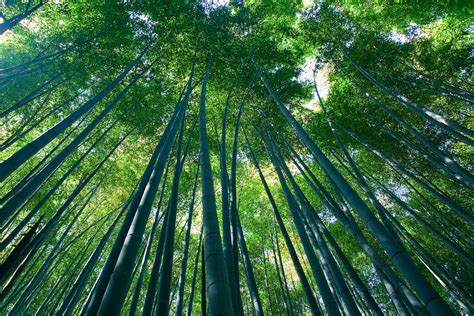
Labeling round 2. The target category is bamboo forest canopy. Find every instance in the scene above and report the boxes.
[0,0,472,315]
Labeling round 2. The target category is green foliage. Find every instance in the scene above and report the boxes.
[0,1,472,314]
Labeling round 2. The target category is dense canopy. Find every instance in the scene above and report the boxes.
[0,1,472,315]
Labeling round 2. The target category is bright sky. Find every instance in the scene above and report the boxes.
[299,57,330,112]
[204,0,229,11]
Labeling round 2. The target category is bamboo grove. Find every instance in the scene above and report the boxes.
[0,1,472,315]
